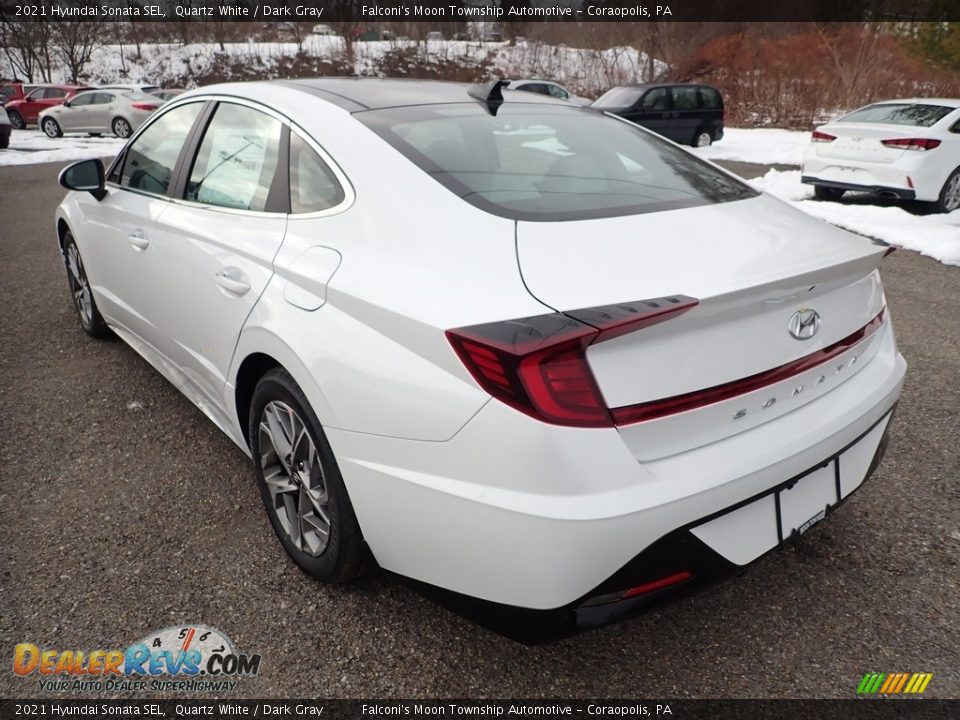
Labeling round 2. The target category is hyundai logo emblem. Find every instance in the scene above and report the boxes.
[788,309,821,340]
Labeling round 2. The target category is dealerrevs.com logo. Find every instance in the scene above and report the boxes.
[13,625,261,693]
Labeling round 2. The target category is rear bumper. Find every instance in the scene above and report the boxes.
[415,408,895,643]
[801,175,916,200]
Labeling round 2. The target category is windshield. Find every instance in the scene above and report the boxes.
[839,103,955,127]
[592,87,645,109]
[358,103,755,221]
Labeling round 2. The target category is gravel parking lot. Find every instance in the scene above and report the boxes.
[1,160,957,699]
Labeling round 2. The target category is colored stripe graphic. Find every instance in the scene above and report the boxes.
[858,672,932,695]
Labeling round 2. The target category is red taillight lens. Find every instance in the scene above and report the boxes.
[881,137,940,151]
[811,130,836,143]
[446,296,698,428]
[131,102,158,111]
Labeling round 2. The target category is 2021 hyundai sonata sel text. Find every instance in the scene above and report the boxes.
[55,79,906,636]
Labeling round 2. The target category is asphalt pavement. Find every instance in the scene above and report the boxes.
[0,160,957,699]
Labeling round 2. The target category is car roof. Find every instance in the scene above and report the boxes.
[870,98,960,109]
[273,77,570,111]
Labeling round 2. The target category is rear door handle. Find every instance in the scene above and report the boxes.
[214,269,251,296]
[127,231,149,250]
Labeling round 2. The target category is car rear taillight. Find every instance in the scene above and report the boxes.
[881,138,940,151]
[811,131,836,143]
[131,102,158,111]
[446,296,698,428]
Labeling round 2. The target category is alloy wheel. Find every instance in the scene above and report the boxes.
[258,400,331,557]
[113,118,131,138]
[66,243,93,325]
[8,111,24,130]
[944,174,960,212]
[43,119,59,138]
[695,131,712,147]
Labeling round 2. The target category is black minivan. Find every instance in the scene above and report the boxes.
[592,83,724,147]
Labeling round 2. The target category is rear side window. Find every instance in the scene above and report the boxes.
[119,101,203,195]
[45,88,67,99]
[186,103,283,212]
[289,132,345,214]
[839,103,954,127]
[359,103,755,221]
[671,86,700,110]
[700,87,722,109]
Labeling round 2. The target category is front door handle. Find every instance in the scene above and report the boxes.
[214,269,251,296]
[127,231,149,250]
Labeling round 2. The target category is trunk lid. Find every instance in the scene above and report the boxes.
[813,122,930,164]
[516,194,889,458]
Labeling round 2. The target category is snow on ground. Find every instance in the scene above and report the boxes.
[693,127,810,166]
[1,130,124,167]
[751,169,960,267]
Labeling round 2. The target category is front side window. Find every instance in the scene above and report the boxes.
[289,132,345,214]
[592,86,645,109]
[641,88,669,111]
[546,85,569,100]
[119,101,203,195]
[839,103,954,128]
[359,103,755,221]
[185,103,282,212]
[69,93,95,107]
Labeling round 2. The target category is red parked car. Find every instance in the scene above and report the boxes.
[4,84,92,129]
[0,83,38,106]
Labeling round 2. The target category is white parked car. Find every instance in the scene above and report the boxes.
[38,90,161,138]
[55,79,905,636]
[510,78,590,105]
[802,98,960,212]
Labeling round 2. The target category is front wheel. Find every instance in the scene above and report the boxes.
[111,117,132,138]
[934,168,960,214]
[693,129,713,147]
[249,368,365,583]
[63,231,109,338]
[42,117,62,138]
[7,110,24,130]
[814,185,845,202]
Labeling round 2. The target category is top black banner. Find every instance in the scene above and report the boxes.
[1,0,959,23]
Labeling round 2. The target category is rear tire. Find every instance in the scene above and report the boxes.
[62,231,109,338]
[249,368,365,584]
[934,168,960,214]
[693,129,713,147]
[7,110,24,130]
[111,117,132,138]
[42,117,62,138]
[814,185,845,202]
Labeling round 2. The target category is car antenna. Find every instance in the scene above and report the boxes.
[468,79,510,116]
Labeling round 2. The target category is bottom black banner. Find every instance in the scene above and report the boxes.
[0,699,957,720]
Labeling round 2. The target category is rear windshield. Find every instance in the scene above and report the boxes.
[592,87,645,109]
[839,103,955,127]
[123,91,156,101]
[358,103,755,221]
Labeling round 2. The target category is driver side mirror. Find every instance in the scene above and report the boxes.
[62,99,72,108]
[58,158,106,200]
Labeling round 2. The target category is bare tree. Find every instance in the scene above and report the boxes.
[0,21,54,82]
[52,22,102,83]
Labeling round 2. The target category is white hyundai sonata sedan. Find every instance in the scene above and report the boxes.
[802,98,960,212]
[55,79,906,637]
